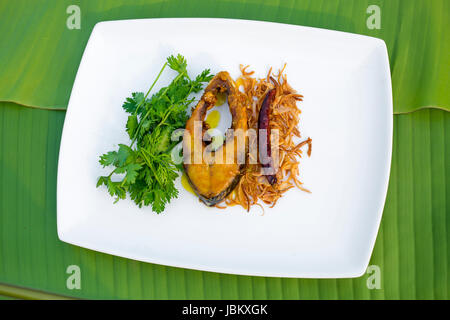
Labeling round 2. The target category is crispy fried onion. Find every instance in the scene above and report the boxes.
[218,65,312,211]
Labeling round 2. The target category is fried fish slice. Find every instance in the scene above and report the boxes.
[183,71,248,206]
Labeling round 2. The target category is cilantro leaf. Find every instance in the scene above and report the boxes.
[114,163,142,184]
[116,144,134,166]
[126,114,138,139]
[167,54,187,74]
[122,92,145,114]
[99,151,119,167]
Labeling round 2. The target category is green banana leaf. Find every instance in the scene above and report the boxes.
[0,0,448,113]
[0,101,448,299]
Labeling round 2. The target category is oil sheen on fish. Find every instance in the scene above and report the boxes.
[183,71,248,206]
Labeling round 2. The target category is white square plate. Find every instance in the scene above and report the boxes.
[57,18,392,278]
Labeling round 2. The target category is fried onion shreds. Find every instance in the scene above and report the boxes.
[221,65,312,211]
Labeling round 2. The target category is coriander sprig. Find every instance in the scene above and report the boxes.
[97,54,213,213]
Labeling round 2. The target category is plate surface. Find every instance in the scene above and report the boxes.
[57,18,392,278]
